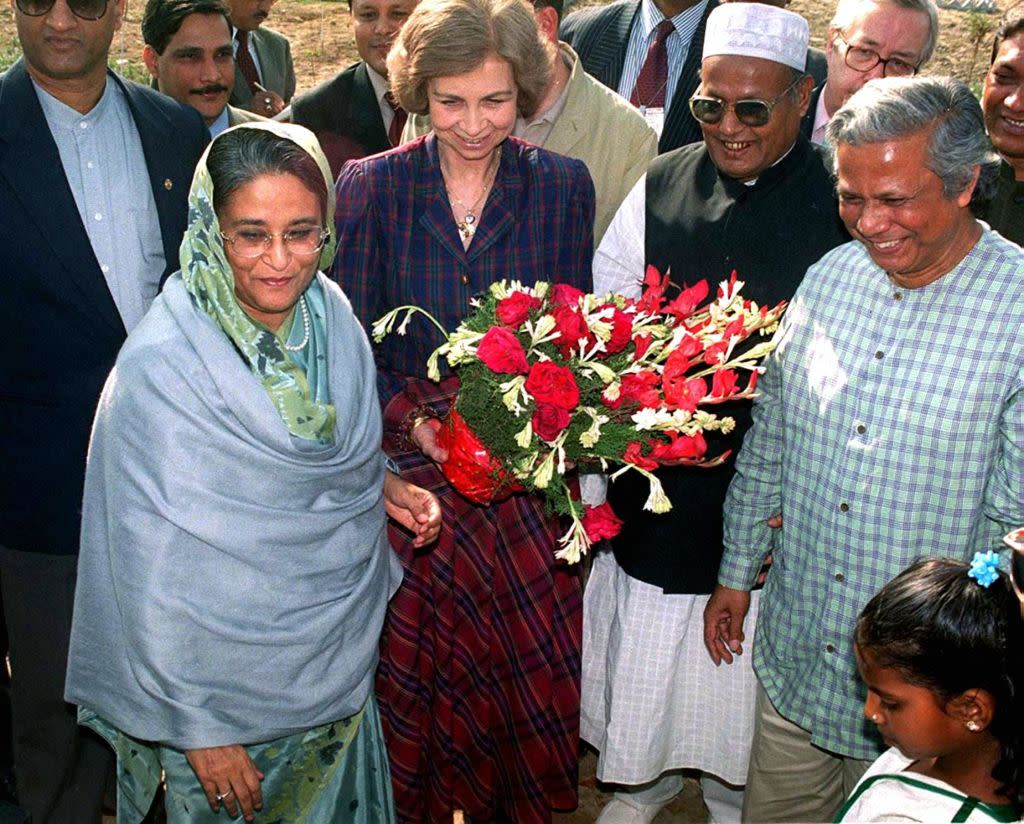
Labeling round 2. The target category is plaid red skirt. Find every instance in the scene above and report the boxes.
[378,378,582,823]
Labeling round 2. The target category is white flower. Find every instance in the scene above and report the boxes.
[643,473,672,513]
[515,420,534,448]
[579,408,610,448]
[632,407,673,430]
[532,450,556,489]
[500,376,528,414]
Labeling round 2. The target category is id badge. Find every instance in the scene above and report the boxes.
[640,106,665,137]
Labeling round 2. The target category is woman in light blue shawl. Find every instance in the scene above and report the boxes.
[65,122,440,823]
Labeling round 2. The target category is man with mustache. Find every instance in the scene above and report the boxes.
[291,0,418,178]
[226,0,294,116]
[142,0,264,136]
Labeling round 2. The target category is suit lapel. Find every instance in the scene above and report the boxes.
[0,62,122,332]
[418,137,467,261]
[587,2,637,90]
[660,0,717,152]
[542,47,587,158]
[349,63,390,154]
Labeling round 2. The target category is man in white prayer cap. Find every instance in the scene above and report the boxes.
[584,4,849,822]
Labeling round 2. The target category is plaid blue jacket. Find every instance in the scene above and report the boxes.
[722,230,1024,761]
[330,134,595,406]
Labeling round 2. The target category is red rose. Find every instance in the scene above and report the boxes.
[651,431,707,462]
[552,305,593,357]
[703,340,729,366]
[525,361,580,409]
[476,326,529,374]
[582,502,623,542]
[549,283,584,308]
[532,402,571,442]
[711,368,739,398]
[496,291,542,327]
[620,370,661,408]
[632,334,652,361]
[623,441,658,471]
[603,307,634,355]
[663,280,709,321]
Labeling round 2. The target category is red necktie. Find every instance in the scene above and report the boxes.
[386,92,407,147]
[630,20,674,108]
[235,30,261,95]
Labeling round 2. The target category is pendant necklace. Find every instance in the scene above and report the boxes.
[444,152,500,243]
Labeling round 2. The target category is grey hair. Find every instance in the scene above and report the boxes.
[826,76,1001,205]
[208,128,329,222]
[830,0,939,65]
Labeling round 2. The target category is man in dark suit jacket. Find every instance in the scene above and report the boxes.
[226,0,295,114]
[292,0,417,178]
[560,0,717,153]
[0,0,206,816]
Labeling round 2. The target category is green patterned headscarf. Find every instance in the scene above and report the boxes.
[181,122,339,443]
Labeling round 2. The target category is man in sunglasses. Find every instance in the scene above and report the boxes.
[0,0,207,818]
[708,76,1023,822]
[803,0,937,144]
[583,5,848,823]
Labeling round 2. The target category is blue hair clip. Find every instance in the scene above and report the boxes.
[967,550,1001,588]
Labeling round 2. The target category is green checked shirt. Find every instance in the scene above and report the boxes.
[721,229,1024,761]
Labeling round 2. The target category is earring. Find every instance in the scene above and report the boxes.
[966,720,980,732]
[870,713,879,722]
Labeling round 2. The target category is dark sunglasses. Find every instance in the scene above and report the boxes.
[15,0,108,20]
[689,75,804,128]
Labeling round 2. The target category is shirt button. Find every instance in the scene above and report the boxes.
[86,161,94,169]
[94,213,103,221]
[839,502,849,512]
[825,643,836,653]
[893,292,902,301]
[101,264,110,273]
[79,122,88,129]
[874,350,884,359]
[856,423,866,434]
[834,572,845,582]
[460,274,470,285]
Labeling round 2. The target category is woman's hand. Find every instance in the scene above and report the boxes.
[411,418,449,464]
[185,745,264,821]
[384,471,442,547]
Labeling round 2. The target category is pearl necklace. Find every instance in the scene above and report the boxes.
[283,295,310,352]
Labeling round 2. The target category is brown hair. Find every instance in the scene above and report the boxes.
[387,0,553,117]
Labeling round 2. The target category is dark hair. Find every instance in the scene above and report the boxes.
[991,9,1024,65]
[857,558,1024,814]
[142,0,231,53]
[207,129,329,223]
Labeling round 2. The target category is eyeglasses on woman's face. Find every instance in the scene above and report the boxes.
[689,74,804,128]
[219,227,329,259]
[15,0,108,21]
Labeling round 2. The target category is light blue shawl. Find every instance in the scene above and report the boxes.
[65,265,402,748]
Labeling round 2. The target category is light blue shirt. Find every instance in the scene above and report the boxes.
[35,76,165,332]
[617,0,710,112]
[208,106,230,138]
[721,229,1024,760]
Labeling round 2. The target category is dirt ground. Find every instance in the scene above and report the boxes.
[0,0,1019,94]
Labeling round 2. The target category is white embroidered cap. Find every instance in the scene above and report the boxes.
[702,2,810,72]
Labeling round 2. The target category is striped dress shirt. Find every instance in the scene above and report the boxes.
[617,0,710,112]
[721,230,1024,760]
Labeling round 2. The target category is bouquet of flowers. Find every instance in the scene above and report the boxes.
[373,268,785,563]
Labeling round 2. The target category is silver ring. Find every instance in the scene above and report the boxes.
[264,97,271,105]
[215,789,234,802]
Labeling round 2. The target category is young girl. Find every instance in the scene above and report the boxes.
[836,554,1023,823]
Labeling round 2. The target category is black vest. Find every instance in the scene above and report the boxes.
[608,137,850,592]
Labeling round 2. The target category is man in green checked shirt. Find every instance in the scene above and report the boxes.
[704,75,1024,824]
